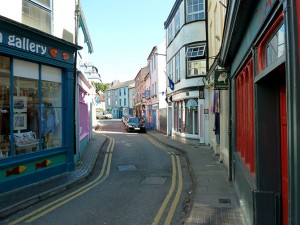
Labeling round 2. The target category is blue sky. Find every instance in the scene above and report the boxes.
[81,0,175,84]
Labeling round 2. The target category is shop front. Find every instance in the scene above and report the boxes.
[0,17,79,193]
[219,0,300,224]
[170,87,208,144]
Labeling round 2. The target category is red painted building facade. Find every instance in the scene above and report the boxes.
[219,0,300,224]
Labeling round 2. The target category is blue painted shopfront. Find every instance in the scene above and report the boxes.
[0,17,80,193]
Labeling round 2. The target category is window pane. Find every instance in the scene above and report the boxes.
[0,56,11,159]
[266,23,285,67]
[41,80,62,149]
[13,77,40,155]
[186,45,206,58]
[187,59,206,77]
[186,0,205,22]
[22,0,51,34]
[35,0,51,8]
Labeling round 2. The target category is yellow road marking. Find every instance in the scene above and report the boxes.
[146,136,165,149]
[151,155,176,225]
[26,152,114,222]
[164,155,183,225]
[146,135,183,225]
[9,135,114,225]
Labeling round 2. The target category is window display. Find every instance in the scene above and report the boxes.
[0,56,62,159]
[0,55,11,158]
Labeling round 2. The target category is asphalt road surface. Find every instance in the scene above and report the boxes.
[3,119,192,225]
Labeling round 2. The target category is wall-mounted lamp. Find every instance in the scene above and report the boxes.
[199,86,205,99]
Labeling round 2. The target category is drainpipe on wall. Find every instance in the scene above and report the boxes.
[228,71,232,181]
[74,0,80,155]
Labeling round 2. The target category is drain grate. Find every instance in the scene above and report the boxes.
[118,165,137,171]
[219,198,231,204]
[142,177,167,185]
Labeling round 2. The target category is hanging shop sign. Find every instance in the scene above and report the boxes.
[214,70,228,90]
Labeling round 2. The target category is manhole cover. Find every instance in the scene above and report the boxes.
[219,198,231,204]
[118,165,137,171]
[142,177,167,185]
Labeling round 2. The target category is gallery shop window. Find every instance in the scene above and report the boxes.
[0,56,10,158]
[22,0,52,34]
[235,58,255,173]
[0,57,62,159]
[186,45,207,77]
[186,0,205,22]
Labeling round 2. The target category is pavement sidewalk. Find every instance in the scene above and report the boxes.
[147,130,246,225]
[0,130,246,225]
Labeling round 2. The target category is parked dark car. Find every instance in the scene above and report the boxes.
[125,117,146,133]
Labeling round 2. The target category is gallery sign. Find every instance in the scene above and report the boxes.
[0,31,71,62]
[214,70,228,90]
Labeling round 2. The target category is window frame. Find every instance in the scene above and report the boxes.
[167,22,174,45]
[257,12,284,73]
[175,53,180,82]
[186,44,207,77]
[175,10,180,34]
[265,23,285,67]
[22,0,52,34]
[186,0,205,22]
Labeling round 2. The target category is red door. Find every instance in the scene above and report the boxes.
[280,83,288,225]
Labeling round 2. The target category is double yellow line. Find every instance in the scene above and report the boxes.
[147,136,183,225]
[9,135,114,225]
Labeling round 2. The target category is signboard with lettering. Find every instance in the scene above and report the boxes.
[214,70,228,90]
[0,30,72,62]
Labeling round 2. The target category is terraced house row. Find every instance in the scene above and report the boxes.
[1,1,300,224]
[104,0,300,224]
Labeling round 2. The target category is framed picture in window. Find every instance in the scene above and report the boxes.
[14,113,27,130]
[13,96,27,113]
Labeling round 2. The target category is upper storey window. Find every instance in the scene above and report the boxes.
[186,45,206,77]
[22,0,52,34]
[167,22,174,45]
[186,0,205,22]
[174,10,180,34]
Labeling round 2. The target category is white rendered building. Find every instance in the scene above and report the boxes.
[164,0,209,144]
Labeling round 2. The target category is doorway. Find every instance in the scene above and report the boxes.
[280,82,288,225]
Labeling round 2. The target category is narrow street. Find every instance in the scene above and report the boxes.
[2,119,192,225]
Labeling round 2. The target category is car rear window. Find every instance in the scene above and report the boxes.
[128,118,139,123]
